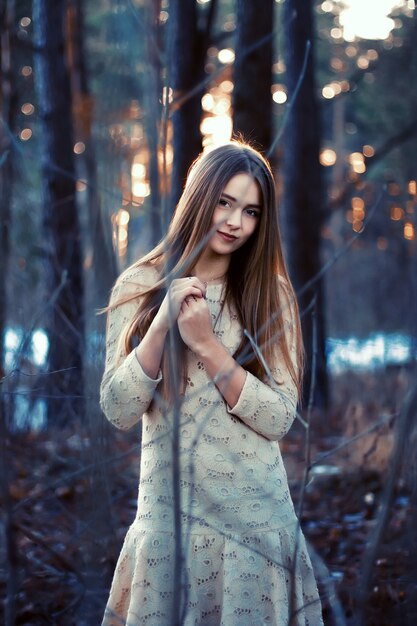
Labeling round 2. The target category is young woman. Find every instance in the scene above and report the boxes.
[100,141,322,625]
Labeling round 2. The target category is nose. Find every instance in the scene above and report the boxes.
[226,207,242,229]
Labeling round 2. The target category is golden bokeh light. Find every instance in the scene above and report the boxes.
[21,103,34,115]
[322,85,335,99]
[357,56,369,69]
[273,59,286,74]
[218,48,235,64]
[321,1,333,12]
[348,152,366,174]
[132,181,150,198]
[220,80,234,93]
[362,145,375,158]
[352,197,365,221]
[132,163,146,178]
[367,49,378,61]
[20,129,32,141]
[408,180,417,195]
[76,180,87,192]
[330,27,343,40]
[345,45,357,58]
[377,237,388,251]
[118,209,130,226]
[73,142,85,154]
[320,148,337,166]
[404,222,415,240]
[21,65,32,77]
[202,93,215,112]
[331,57,344,72]
[272,85,287,104]
[390,206,404,221]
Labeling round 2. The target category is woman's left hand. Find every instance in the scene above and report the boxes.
[177,295,216,354]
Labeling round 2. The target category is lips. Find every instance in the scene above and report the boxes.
[217,231,238,243]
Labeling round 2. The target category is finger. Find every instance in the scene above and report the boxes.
[183,276,206,296]
[179,286,205,301]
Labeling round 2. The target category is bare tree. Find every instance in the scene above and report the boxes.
[169,0,218,209]
[282,0,328,407]
[33,0,84,423]
[144,0,164,244]
[0,1,16,382]
[66,0,117,305]
[0,5,19,622]
[232,0,274,153]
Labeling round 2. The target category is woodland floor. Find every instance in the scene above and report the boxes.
[0,366,416,625]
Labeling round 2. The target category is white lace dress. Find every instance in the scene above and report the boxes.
[100,264,322,626]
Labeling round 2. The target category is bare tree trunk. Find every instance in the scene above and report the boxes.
[282,0,328,408]
[66,0,117,305]
[169,0,211,210]
[232,0,274,153]
[33,0,85,424]
[144,0,163,244]
[0,1,16,380]
[0,3,19,622]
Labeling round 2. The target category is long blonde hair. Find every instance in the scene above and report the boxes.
[110,141,303,399]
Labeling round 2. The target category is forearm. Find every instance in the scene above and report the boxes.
[196,336,247,408]
[135,317,168,380]
[196,336,298,442]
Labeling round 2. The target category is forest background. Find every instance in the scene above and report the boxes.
[1,0,417,624]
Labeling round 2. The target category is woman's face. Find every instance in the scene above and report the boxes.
[207,173,262,257]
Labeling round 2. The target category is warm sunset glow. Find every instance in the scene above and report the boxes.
[201,114,233,148]
[336,0,401,41]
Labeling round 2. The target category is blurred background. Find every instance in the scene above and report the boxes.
[1,0,416,624]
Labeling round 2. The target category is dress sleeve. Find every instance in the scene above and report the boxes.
[227,281,299,442]
[100,266,162,430]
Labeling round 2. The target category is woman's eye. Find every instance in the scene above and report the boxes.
[218,198,231,208]
[245,208,260,218]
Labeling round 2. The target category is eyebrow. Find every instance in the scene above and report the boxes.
[221,192,262,209]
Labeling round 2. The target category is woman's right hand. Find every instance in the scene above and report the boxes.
[153,277,206,332]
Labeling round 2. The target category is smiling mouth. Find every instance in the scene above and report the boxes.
[217,231,238,242]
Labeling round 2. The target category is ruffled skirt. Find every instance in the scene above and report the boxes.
[102,521,322,626]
